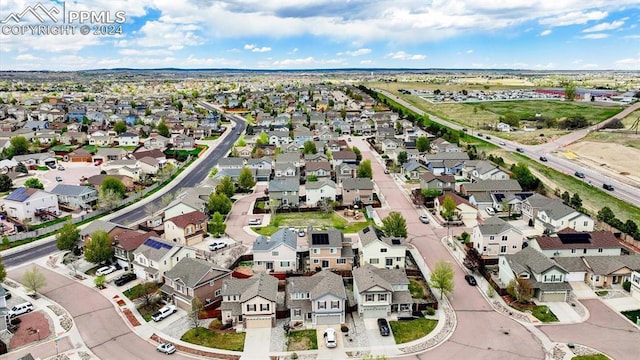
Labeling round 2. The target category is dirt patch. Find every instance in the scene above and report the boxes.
[122,308,141,327]
[287,337,312,351]
[9,311,53,349]
[564,140,640,186]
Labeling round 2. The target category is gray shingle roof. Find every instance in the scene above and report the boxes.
[308,227,344,248]
[503,247,567,276]
[222,273,278,302]
[253,228,298,252]
[269,178,299,192]
[163,257,230,288]
[287,270,347,300]
[539,199,579,220]
[50,184,96,197]
[477,217,513,235]
[305,179,336,190]
[133,237,177,262]
[462,180,522,192]
[80,219,121,237]
[353,264,409,293]
[341,178,373,191]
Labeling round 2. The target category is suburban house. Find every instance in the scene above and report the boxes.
[529,229,623,258]
[93,148,128,163]
[461,160,510,182]
[521,194,594,234]
[252,228,298,273]
[268,179,300,208]
[358,225,407,269]
[352,264,412,318]
[305,161,332,180]
[287,270,347,326]
[12,151,57,168]
[113,230,158,269]
[419,173,456,194]
[220,273,278,328]
[163,210,208,246]
[163,186,213,219]
[434,192,479,227]
[161,257,232,311]
[341,178,374,206]
[401,160,430,180]
[459,179,522,197]
[49,184,98,211]
[115,132,140,147]
[471,217,525,258]
[308,227,354,271]
[305,179,337,206]
[274,162,299,179]
[2,187,60,223]
[556,255,640,288]
[498,247,572,302]
[66,148,93,162]
[422,152,469,175]
[132,237,196,282]
[630,271,640,301]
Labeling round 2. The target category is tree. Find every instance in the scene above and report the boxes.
[0,256,6,283]
[421,188,441,200]
[209,212,227,237]
[24,177,44,189]
[307,174,318,182]
[22,265,47,295]
[84,230,114,264]
[303,141,317,155]
[563,81,577,101]
[94,274,106,288]
[463,247,484,273]
[189,297,205,337]
[56,223,79,251]
[216,176,235,198]
[113,120,128,134]
[382,211,408,238]
[139,281,159,307]
[101,177,126,198]
[99,189,122,210]
[238,167,256,190]
[208,193,232,215]
[15,162,28,174]
[441,195,457,220]
[157,163,177,182]
[256,132,269,145]
[429,260,454,299]
[352,146,362,161]
[561,191,571,205]
[570,193,583,209]
[510,163,542,191]
[157,119,170,137]
[10,136,29,155]
[597,207,615,223]
[397,151,408,165]
[416,136,430,152]
[507,278,533,303]
[357,159,372,179]
[0,174,12,192]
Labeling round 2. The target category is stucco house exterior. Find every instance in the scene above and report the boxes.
[352,264,412,318]
[2,187,59,223]
[358,225,407,269]
[163,210,208,246]
[472,217,525,258]
[252,228,298,273]
[287,270,347,326]
[220,273,278,328]
[529,229,623,258]
[132,237,196,282]
[49,184,98,211]
[341,178,374,206]
[305,179,337,206]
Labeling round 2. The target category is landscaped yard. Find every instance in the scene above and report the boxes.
[286,329,318,351]
[252,211,371,236]
[621,309,640,323]
[409,279,424,299]
[571,354,610,360]
[182,327,246,351]
[530,305,559,323]
[389,318,438,344]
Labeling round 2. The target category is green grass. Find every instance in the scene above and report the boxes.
[530,305,559,323]
[251,211,371,236]
[389,318,438,344]
[82,145,98,153]
[286,329,318,351]
[408,279,424,298]
[138,303,164,322]
[118,146,138,151]
[595,290,608,297]
[181,327,245,351]
[123,284,143,299]
[621,309,640,323]
[32,215,72,230]
[202,135,220,140]
[238,261,253,267]
[467,100,623,124]
[50,145,77,152]
[572,354,610,360]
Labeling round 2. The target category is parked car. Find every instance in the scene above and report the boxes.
[57,165,65,170]
[603,183,614,191]
[323,328,337,348]
[209,241,227,251]
[1,286,11,299]
[485,207,495,216]
[419,214,430,224]
[56,176,63,182]
[298,229,306,237]
[96,265,117,276]
[384,169,390,174]
[539,156,548,162]
[464,275,477,286]
[377,318,390,336]
[156,342,176,355]
[94,160,103,166]
[248,218,262,226]
[152,304,177,322]
[8,302,33,318]
[516,147,525,153]
[114,272,137,286]
[574,171,585,179]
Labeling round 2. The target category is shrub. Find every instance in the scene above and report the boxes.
[340,325,349,332]
[622,280,631,292]
[425,306,436,316]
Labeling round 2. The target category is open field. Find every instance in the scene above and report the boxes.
[367,81,535,93]
[566,141,640,184]
[467,101,623,125]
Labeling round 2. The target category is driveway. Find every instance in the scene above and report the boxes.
[538,302,583,323]
[7,265,193,360]
[225,183,267,246]
[362,318,397,355]
[316,325,347,360]
[570,281,598,300]
[241,327,271,360]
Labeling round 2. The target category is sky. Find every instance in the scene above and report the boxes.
[0,0,639,71]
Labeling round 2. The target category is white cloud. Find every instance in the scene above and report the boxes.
[244,44,271,52]
[15,54,38,61]
[539,29,552,36]
[581,33,609,39]
[623,34,640,39]
[615,56,640,70]
[386,51,426,61]
[344,48,371,57]
[466,49,473,54]
[539,10,608,27]
[360,60,372,65]
[119,48,173,56]
[583,20,625,32]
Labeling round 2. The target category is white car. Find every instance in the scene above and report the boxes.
[209,241,227,251]
[152,304,177,322]
[324,328,337,348]
[248,218,262,226]
[486,207,496,216]
[96,265,117,276]
[156,342,176,354]
[419,215,430,224]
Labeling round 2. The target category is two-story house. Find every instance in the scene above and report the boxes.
[161,257,232,311]
[308,227,354,271]
[287,270,347,325]
[401,160,430,181]
[472,217,525,258]
[253,228,298,273]
[341,178,374,206]
[529,229,623,258]
[220,273,278,328]
[2,187,59,223]
[358,226,407,269]
[521,194,594,234]
[352,264,412,318]
[115,132,140,147]
[498,247,572,302]
[49,184,98,211]
[163,210,208,246]
[305,179,337,206]
[132,237,196,282]
[268,179,300,208]
[419,172,455,194]
[113,229,158,269]
[305,161,332,180]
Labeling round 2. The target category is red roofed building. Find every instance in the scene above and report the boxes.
[113,230,159,268]
[434,191,479,227]
[163,210,208,246]
[530,228,623,258]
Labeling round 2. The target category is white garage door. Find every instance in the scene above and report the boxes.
[566,272,586,282]
[316,314,341,325]
[245,316,272,328]
[541,291,567,302]
[361,306,388,318]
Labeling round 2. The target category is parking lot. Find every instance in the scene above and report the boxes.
[12,161,102,191]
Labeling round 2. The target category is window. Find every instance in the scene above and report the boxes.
[370,258,379,264]
[337,258,346,264]
[272,251,279,256]
[380,248,387,253]
[385,258,393,266]
[396,257,402,262]
[378,294,387,301]
[483,246,487,252]
[500,246,507,253]
[260,304,270,311]
[583,249,587,254]
[313,248,319,254]
[584,221,588,226]
[501,235,508,241]
[571,249,576,254]
[331,300,340,309]
[365,294,374,302]
[215,289,221,297]
[293,309,301,317]
[598,248,603,253]
[313,259,319,264]
[176,284,183,292]
[247,304,256,311]
[317,301,327,309]
[512,245,518,249]
[330,248,336,254]
[280,261,290,267]
[489,236,495,240]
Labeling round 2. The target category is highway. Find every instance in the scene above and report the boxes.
[375,88,640,208]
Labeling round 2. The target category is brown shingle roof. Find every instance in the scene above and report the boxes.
[116,230,158,251]
[166,210,207,228]
[535,229,621,250]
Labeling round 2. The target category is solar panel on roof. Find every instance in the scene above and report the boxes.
[557,232,591,244]
[311,233,329,245]
[6,187,31,202]
[494,194,505,203]
[362,227,370,234]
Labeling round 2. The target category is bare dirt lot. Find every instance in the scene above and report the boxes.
[565,140,640,186]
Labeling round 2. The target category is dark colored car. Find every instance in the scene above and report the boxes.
[114,272,137,286]
[516,147,525,153]
[574,171,585,179]
[464,275,477,286]
[377,318,390,336]
[539,156,548,162]
[603,184,614,191]
[1,286,11,299]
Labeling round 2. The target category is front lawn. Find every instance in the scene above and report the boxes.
[572,354,610,360]
[389,318,438,344]
[253,211,371,235]
[621,309,640,323]
[182,327,245,351]
[287,329,318,351]
[530,305,559,323]
[138,302,164,322]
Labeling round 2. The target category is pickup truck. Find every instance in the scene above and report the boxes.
[152,304,177,322]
